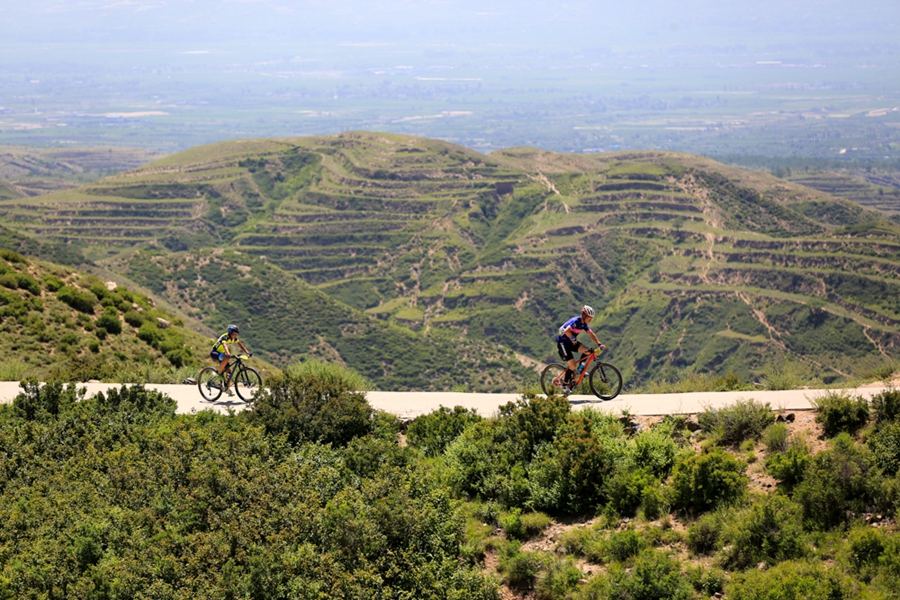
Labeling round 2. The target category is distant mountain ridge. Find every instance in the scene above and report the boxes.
[1,132,898,389]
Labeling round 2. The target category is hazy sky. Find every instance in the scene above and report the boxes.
[3,0,898,55]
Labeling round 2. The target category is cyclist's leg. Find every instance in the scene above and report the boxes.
[557,340,577,386]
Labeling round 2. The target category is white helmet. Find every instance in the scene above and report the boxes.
[582,305,595,317]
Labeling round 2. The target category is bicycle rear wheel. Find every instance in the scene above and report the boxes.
[198,367,225,402]
[589,362,623,401]
[235,366,263,402]
[540,363,570,396]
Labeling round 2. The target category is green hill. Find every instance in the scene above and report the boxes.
[1,132,898,389]
[0,248,235,383]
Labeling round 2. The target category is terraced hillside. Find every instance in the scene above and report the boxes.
[786,170,900,216]
[1,132,898,389]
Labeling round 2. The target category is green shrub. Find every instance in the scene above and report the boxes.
[407,405,483,457]
[687,566,725,597]
[41,274,64,292]
[794,433,879,529]
[123,310,145,327]
[284,358,373,391]
[762,422,790,453]
[0,249,27,263]
[56,285,97,314]
[526,412,613,513]
[0,359,30,382]
[0,273,18,290]
[11,380,83,421]
[606,529,646,563]
[607,549,693,600]
[245,370,373,446]
[869,421,900,475]
[725,560,849,600]
[137,320,163,345]
[498,542,543,589]
[760,363,803,390]
[14,273,40,295]
[640,484,667,520]
[849,527,885,574]
[499,509,552,541]
[88,340,100,353]
[605,467,658,517]
[722,494,807,569]
[96,308,122,335]
[631,427,681,478]
[698,398,775,446]
[813,391,870,437]
[686,512,723,555]
[669,447,747,515]
[765,441,812,491]
[536,556,582,600]
[872,389,900,425]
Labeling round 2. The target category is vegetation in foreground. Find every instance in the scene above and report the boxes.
[4,369,900,598]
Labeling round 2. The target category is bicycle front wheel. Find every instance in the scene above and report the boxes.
[589,362,623,401]
[235,366,263,402]
[540,363,569,396]
[198,367,225,402]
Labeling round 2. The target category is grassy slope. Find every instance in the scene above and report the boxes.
[0,249,280,383]
[1,132,899,389]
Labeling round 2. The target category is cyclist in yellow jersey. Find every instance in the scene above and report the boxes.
[209,324,251,395]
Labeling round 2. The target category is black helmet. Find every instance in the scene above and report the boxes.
[227,324,240,334]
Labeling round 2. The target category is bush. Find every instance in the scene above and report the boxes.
[849,527,885,574]
[407,405,483,457]
[245,370,373,446]
[0,249,27,263]
[687,566,725,597]
[0,273,18,290]
[762,422,790,453]
[15,273,40,295]
[499,508,552,541]
[607,549,693,600]
[722,494,807,569]
[526,412,613,513]
[536,556,582,600]
[498,542,543,589]
[56,285,96,314]
[872,389,900,425]
[12,380,83,421]
[631,427,681,478]
[669,447,747,515]
[698,399,775,446]
[725,560,849,600]
[605,467,658,517]
[41,274,64,292]
[869,421,900,475]
[794,433,879,529]
[284,358,373,391]
[812,391,869,437]
[605,529,646,563]
[766,441,812,491]
[123,310,145,327]
[96,308,122,335]
[686,513,722,556]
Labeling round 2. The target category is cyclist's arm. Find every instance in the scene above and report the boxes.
[587,330,601,346]
[238,341,250,355]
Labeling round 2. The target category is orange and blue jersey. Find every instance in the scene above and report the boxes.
[556,316,592,343]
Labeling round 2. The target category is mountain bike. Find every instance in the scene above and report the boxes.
[540,345,623,401]
[197,354,263,402]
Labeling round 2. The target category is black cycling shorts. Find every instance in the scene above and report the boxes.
[557,337,580,362]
